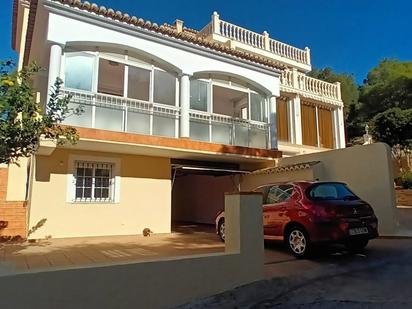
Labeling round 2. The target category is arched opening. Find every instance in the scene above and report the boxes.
[188,72,269,148]
[61,43,181,138]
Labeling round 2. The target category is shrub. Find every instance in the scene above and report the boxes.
[400,171,412,189]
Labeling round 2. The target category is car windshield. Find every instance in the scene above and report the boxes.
[307,183,359,201]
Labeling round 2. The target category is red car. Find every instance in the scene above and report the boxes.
[215,181,378,258]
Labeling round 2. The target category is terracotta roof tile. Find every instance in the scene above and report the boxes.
[250,161,321,175]
[51,0,286,71]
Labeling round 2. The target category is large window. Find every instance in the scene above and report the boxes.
[74,161,114,202]
[64,54,94,91]
[98,59,125,96]
[128,66,150,101]
[190,79,208,111]
[153,70,176,106]
[250,93,265,122]
[63,52,176,107]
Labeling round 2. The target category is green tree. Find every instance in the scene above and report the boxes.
[0,61,80,164]
[370,107,412,150]
[360,59,412,117]
[370,107,412,168]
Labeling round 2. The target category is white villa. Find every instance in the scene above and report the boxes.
[1,0,345,239]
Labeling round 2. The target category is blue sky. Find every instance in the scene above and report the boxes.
[1,0,411,84]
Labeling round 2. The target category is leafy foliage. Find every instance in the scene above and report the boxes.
[360,59,412,117]
[400,171,412,189]
[370,107,412,150]
[0,61,80,164]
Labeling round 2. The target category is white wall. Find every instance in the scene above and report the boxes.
[45,10,279,96]
[279,143,397,235]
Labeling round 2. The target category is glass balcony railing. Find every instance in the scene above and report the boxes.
[61,88,270,149]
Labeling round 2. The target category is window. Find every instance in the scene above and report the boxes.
[98,59,125,96]
[190,79,208,111]
[128,66,150,101]
[153,70,176,106]
[307,183,358,201]
[74,161,114,202]
[64,54,95,91]
[250,93,265,122]
[265,185,294,204]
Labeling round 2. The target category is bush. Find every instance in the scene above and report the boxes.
[400,171,412,189]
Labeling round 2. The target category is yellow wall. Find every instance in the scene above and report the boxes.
[6,157,29,201]
[28,149,171,239]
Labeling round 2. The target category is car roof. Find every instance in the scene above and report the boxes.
[254,180,347,189]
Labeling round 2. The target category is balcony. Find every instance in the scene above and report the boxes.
[199,12,311,72]
[62,89,269,149]
[280,69,342,104]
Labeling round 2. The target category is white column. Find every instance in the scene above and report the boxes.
[337,106,346,148]
[212,12,220,35]
[179,74,191,138]
[47,44,63,97]
[292,94,302,145]
[287,98,295,144]
[268,95,278,150]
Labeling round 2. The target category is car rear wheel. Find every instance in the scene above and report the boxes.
[286,227,311,258]
[218,219,225,242]
[345,239,369,252]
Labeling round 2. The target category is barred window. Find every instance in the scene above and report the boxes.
[74,161,114,202]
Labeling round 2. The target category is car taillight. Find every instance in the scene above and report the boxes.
[370,222,377,229]
[312,205,337,218]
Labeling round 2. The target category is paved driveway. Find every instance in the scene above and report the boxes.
[180,237,412,308]
[0,224,224,275]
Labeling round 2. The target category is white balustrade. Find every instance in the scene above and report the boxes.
[199,15,310,65]
[280,70,340,100]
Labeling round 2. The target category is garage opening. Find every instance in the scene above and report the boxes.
[171,160,249,230]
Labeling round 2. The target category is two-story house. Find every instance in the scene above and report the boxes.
[1,0,345,239]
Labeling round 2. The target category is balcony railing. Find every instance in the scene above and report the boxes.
[189,110,269,149]
[62,89,180,138]
[280,69,341,101]
[61,89,270,149]
[199,12,311,67]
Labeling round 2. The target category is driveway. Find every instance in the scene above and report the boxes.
[0,223,224,275]
[180,237,412,308]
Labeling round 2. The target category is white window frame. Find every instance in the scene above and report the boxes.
[66,155,121,204]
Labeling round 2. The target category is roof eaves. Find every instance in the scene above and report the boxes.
[22,0,38,66]
[11,0,19,50]
[48,0,286,71]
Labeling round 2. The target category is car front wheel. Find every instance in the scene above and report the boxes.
[218,219,225,242]
[286,227,311,258]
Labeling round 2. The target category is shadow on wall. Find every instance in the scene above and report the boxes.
[35,149,171,183]
[28,218,47,237]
